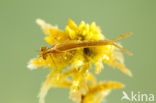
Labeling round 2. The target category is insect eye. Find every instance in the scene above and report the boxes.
[40,46,47,51]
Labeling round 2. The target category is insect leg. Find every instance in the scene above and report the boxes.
[49,53,57,69]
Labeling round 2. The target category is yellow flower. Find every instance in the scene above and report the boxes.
[27,19,132,103]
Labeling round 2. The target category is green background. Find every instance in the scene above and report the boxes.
[0,0,156,103]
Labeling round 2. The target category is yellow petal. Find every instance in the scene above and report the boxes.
[65,26,76,39]
[36,19,58,35]
[110,60,132,76]
[68,19,77,30]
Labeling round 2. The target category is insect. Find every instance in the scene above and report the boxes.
[39,32,132,60]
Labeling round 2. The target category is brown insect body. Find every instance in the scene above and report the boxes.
[40,32,132,60]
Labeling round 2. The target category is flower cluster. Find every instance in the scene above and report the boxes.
[27,19,132,103]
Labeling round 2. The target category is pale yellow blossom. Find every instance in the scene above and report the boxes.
[28,19,132,103]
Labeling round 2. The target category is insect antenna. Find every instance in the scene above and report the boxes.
[110,32,132,42]
[108,32,133,55]
[110,42,133,55]
[35,50,40,52]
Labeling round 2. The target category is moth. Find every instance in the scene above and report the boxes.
[39,32,132,60]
